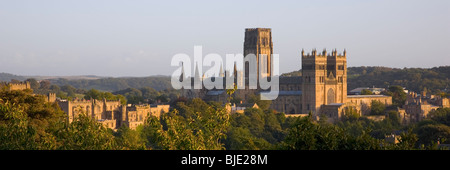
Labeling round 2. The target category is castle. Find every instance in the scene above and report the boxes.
[183,28,393,122]
[0,81,56,103]
[1,80,169,130]
[57,98,169,130]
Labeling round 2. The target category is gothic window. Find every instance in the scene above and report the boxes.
[318,65,325,70]
[327,88,335,104]
[320,76,325,83]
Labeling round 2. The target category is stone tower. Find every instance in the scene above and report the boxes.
[243,28,273,80]
[301,49,347,117]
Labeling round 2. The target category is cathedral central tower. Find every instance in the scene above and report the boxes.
[243,28,273,79]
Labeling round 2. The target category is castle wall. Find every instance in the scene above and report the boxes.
[346,95,392,115]
[7,82,31,91]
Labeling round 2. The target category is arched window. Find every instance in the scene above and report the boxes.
[327,88,335,104]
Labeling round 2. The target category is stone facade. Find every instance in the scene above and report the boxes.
[244,28,273,79]
[301,49,348,116]
[57,98,169,130]
[124,104,170,130]
[271,77,302,114]
[57,98,124,125]
[1,81,31,91]
[183,28,393,122]
[346,95,392,115]
[1,81,56,103]
[401,91,446,124]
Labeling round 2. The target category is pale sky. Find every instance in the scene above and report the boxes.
[0,0,449,77]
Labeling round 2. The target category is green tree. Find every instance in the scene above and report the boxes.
[224,127,272,150]
[0,102,56,150]
[54,113,118,150]
[370,100,386,115]
[114,125,146,150]
[361,89,373,95]
[142,102,230,150]
[248,94,272,110]
[84,89,102,100]
[416,124,450,147]
[428,108,450,126]
[84,89,127,105]
[342,106,360,121]
[282,115,383,150]
[382,85,406,107]
[25,78,40,90]
[393,129,418,150]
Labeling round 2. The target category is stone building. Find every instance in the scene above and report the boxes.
[271,76,302,114]
[243,28,273,79]
[57,98,170,130]
[57,98,125,129]
[346,95,392,115]
[182,28,393,122]
[1,81,31,91]
[301,48,348,115]
[1,81,56,103]
[400,91,447,124]
[124,104,170,130]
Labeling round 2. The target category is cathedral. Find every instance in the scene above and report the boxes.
[183,28,392,121]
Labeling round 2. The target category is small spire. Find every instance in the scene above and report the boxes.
[194,63,201,80]
[179,62,184,82]
[219,62,224,77]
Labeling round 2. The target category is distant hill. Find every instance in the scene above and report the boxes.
[0,73,27,82]
[49,76,172,91]
[0,73,106,82]
[3,65,450,93]
[27,75,105,80]
[282,66,450,93]
[1,72,172,92]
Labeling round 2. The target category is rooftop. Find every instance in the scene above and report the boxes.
[347,95,390,98]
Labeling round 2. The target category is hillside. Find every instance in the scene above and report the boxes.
[49,76,172,91]
[3,65,449,93]
[282,66,450,93]
[0,73,27,82]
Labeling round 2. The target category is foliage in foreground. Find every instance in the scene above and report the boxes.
[1,88,450,150]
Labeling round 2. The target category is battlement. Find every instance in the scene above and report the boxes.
[1,81,31,91]
[245,28,271,32]
[302,49,346,59]
[57,98,121,104]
